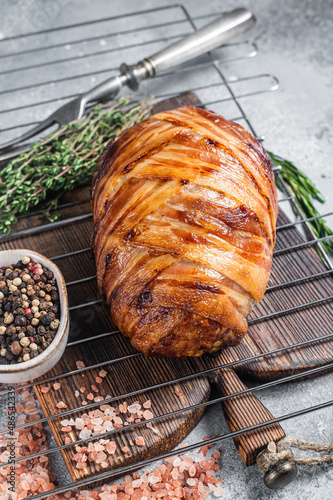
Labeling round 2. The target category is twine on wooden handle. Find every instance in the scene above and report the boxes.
[257,437,333,473]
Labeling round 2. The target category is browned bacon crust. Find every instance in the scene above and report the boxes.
[91,106,278,357]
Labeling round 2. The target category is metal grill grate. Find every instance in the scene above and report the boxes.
[0,4,332,498]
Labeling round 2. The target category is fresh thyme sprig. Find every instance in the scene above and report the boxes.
[0,96,152,234]
[269,151,333,255]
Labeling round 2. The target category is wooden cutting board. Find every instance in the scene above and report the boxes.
[2,92,332,480]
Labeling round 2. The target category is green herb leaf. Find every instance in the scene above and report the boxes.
[268,151,333,258]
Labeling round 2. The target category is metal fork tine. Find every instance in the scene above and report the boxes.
[0,115,56,152]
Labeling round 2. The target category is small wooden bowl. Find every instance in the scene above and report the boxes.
[0,249,69,383]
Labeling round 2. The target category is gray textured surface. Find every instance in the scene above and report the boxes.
[1,0,333,499]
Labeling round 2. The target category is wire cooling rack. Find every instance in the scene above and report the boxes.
[0,4,333,498]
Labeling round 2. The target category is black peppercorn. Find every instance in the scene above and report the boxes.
[37,326,46,335]
[48,305,58,315]
[26,325,36,336]
[5,351,14,361]
[40,314,52,326]
[5,325,16,336]
[15,315,27,327]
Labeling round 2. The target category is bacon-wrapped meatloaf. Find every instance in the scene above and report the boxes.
[91,106,278,357]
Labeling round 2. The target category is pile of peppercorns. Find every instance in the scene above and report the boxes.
[0,256,61,364]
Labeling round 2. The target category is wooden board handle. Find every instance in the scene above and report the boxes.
[216,369,285,466]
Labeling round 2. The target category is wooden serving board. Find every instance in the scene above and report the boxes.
[2,92,332,478]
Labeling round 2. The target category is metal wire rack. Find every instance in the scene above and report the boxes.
[0,4,333,498]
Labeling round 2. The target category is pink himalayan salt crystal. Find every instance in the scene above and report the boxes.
[143,410,154,420]
[122,446,130,453]
[0,451,10,463]
[79,429,92,440]
[143,400,151,409]
[87,393,94,401]
[75,418,85,430]
[91,385,99,393]
[128,403,141,414]
[99,369,107,378]
[135,436,145,447]
[56,401,67,409]
[77,462,87,469]
[65,437,72,444]
[61,426,72,433]
[119,402,127,413]
[105,442,116,454]
[75,390,80,397]
[20,479,31,491]
[94,396,104,403]
[213,450,221,459]
[173,457,181,467]
[267,441,277,453]
[96,451,107,464]
[132,478,143,488]
[53,382,61,390]
[80,387,86,393]
[175,390,183,397]
[95,377,103,384]
[16,402,25,413]
[188,465,197,477]
[214,487,224,497]
[82,401,88,405]
[94,443,105,452]
[76,360,85,370]
[187,478,197,486]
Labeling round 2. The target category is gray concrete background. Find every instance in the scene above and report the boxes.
[1,0,333,499]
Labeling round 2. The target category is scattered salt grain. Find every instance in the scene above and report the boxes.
[187,478,197,486]
[267,441,277,453]
[105,442,116,454]
[214,487,224,497]
[128,403,141,414]
[56,401,67,409]
[53,383,61,390]
[79,429,92,440]
[76,360,85,370]
[135,436,145,446]
[41,386,50,394]
[75,418,85,430]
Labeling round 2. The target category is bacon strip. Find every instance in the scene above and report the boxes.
[91,106,278,357]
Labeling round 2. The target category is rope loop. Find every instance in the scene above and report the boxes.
[257,437,333,474]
